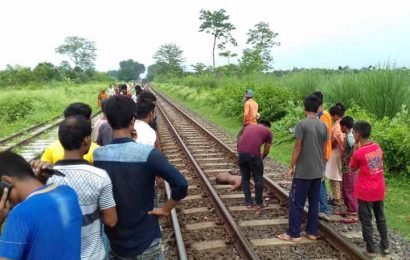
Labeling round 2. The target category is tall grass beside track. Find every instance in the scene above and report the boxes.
[0,82,107,137]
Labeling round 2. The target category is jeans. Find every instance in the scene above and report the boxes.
[238,153,264,206]
[319,180,329,214]
[109,238,163,260]
[358,200,389,253]
[287,178,321,238]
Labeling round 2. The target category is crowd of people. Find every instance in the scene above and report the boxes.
[0,84,389,258]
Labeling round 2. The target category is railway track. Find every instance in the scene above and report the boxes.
[153,88,370,260]
[1,112,102,162]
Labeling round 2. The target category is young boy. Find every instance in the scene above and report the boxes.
[349,121,389,256]
[339,116,358,223]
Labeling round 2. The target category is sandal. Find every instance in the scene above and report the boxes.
[277,233,302,243]
[302,231,318,241]
[340,217,358,224]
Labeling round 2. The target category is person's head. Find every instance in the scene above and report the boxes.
[135,85,143,95]
[0,151,37,205]
[136,99,156,123]
[259,119,271,128]
[329,103,346,120]
[105,95,136,131]
[59,115,92,156]
[353,121,371,142]
[303,95,321,114]
[63,102,92,120]
[101,89,106,94]
[340,116,354,134]
[244,89,254,99]
[138,91,157,103]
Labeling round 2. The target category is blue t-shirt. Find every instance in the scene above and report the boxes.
[0,184,82,260]
[93,138,188,257]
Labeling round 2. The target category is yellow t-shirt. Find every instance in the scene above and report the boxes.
[40,141,99,164]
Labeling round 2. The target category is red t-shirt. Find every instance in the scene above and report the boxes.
[349,142,386,202]
[238,124,272,157]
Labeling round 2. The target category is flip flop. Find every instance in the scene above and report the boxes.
[277,233,302,243]
[340,217,358,224]
[302,231,318,241]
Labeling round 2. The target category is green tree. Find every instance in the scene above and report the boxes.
[199,9,237,69]
[245,22,279,71]
[33,62,60,82]
[219,50,237,65]
[239,48,265,73]
[152,43,185,76]
[146,62,178,81]
[117,59,145,81]
[191,63,207,74]
[55,36,97,71]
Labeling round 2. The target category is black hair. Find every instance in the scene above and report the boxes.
[353,121,372,139]
[105,95,136,129]
[136,99,156,119]
[312,91,324,105]
[303,95,321,113]
[121,84,127,91]
[0,151,35,180]
[63,102,92,120]
[329,102,346,117]
[59,115,92,151]
[135,85,143,95]
[138,91,157,102]
[340,116,354,129]
[259,119,271,128]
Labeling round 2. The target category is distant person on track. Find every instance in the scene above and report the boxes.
[98,90,108,108]
[107,85,115,97]
[237,119,272,210]
[243,89,259,126]
[325,103,346,206]
[312,91,332,222]
[216,172,255,191]
[0,151,82,259]
[278,95,328,242]
[33,115,118,260]
[338,116,358,223]
[132,85,143,103]
[41,102,99,164]
[349,121,389,256]
[93,95,188,259]
[94,100,108,143]
[134,98,157,146]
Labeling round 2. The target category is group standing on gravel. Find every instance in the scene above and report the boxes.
[0,83,389,259]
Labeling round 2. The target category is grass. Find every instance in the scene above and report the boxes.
[0,82,107,138]
[155,82,410,242]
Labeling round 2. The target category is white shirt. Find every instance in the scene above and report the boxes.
[48,162,116,260]
[107,88,115,97]
[134,120,156,146]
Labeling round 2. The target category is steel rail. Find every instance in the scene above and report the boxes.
[4,111,102,153]
[153,87,369,260]
[157,100,260,260]
[0,115,61,146]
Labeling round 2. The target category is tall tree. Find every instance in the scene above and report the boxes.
[55,36,97,71]
[153,43,185,76]
[117,59,145,81]
[245,22,279,71]
[199,9,237,69]
[191,63,207,74]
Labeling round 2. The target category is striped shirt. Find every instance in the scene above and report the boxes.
[48,159,116,260]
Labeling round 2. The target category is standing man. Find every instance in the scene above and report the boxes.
[243,89,259,126]
[237,119,272,210]
[93,95,188,259]
[107,85,115,97]
[312,91,332,221]
[0,151,82,259]
[34,115,118,260]
[278,95,328,242]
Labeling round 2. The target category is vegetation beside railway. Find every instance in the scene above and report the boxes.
[154,69,410,241]
[0,82,107,138]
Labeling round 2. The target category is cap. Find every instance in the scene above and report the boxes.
[245,89,254,98]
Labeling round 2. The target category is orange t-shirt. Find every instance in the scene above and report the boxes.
[319,111,332,160]
[243,99,259,126]
[98,93,108,107]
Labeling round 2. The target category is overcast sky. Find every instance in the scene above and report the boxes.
[1,0,409,71]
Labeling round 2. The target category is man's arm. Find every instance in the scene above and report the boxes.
[289,138,302,176]
[99,179,117,227]
[262,143,271,158]
[146,149,188,216]
[101,207,117,228]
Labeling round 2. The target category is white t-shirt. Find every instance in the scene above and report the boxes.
[107,88,115,97]
[48,161,116,260]
[134,120,156,146]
